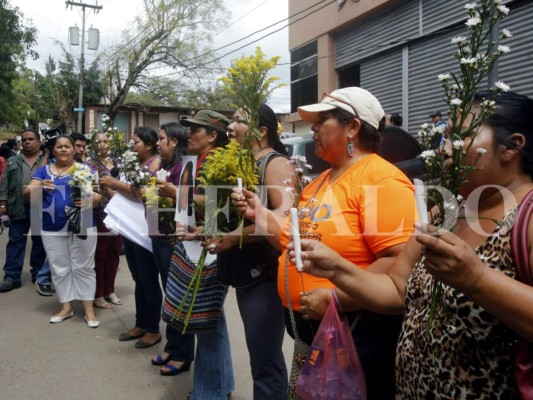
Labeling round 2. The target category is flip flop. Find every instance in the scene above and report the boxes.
[151,353,172,366]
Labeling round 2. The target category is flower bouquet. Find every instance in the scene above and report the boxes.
[119,150,152,187]
[173,141,258,331]
[416,0,512,327]
[144,174,176,239]
[66,163,96,236]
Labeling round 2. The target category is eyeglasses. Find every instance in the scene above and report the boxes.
[320,93,358,117]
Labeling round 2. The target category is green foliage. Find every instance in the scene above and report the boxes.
[102,0,229,124]
[0,0,37,125]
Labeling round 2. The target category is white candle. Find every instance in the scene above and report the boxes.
[237,177,243,191]
[156,169,167,181]
[289,207,303,272]
[93,171,99,183]
[414,179,429,225]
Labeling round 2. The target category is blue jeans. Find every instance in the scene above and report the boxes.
[3,215,47,284]
[236,280,288,400]
[190,299,234,400]
[35,258,51,285]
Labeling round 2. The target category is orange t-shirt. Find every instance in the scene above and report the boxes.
[278,153,416,310]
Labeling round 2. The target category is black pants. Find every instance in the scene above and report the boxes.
[285,308,403,400]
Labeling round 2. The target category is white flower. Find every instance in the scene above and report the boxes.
[101,114,110,122]
[302,176,312,183]
[438,73,451,81]
[476,148,487,155]
[435,125,445,134]
[497,45,510,54]
[451,84,460,90]
[284,187,294,193]
[465,16,482,27]
[282,178,291,185]
[420,150,436,160]
[421,123,429,129]
[452,140,465,149]
[451,36,467,45]
[502,28,512,38]
[494,81,510,91]
[497,5,509,15]
[450,98,463,106]
[464,3,477,10]
[305,164,313,170]
[494,0,501,3]
[460,57,476,65]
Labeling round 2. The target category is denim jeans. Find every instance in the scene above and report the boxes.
[3,214,46,284]
[190,297,234,400]
[152,237,195,361]
[35,258,51,285]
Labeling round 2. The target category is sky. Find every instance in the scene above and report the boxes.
[14,0,291,112]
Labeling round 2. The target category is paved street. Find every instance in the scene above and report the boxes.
[0,232,293,400]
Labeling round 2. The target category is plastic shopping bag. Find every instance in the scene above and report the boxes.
[296,289,366,400]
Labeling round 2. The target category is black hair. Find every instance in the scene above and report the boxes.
[70,132,87,142]
[330,108,382,153]
[6,139,18,149]
[133,126,158,155]
[0,143,13,159]
[160,122,188,168]
[54,135,75,146]
[211,127,229,148]
[475,90,533,178]
[20,129,39,140]
[390,113,403,127]
[258,103,287,155]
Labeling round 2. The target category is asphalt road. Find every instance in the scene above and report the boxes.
[0,231,293,400]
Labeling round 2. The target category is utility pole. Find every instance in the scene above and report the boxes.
[66,1,102,133]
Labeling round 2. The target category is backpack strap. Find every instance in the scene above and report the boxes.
[511,189,533,286]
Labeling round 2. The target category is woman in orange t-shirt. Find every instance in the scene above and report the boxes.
[233,87,416,400]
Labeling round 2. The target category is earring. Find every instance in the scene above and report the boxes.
[347,140,354,158]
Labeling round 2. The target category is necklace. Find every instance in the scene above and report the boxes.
[254,146,272,159]
[52,162,74,177]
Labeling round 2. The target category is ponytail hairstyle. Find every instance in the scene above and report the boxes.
[258,103,287,155]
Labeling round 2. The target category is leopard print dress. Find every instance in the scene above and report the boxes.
[396,209,520,399]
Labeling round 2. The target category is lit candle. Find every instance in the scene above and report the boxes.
[414,179,429,225]
[237,177,243,192]
[289,207,303,272]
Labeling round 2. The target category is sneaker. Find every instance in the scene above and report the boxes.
[36,282,53,296]
[0,279,21,293]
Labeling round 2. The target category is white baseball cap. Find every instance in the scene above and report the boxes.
[297,87,385,129]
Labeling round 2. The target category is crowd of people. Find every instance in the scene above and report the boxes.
[1,86,532,399]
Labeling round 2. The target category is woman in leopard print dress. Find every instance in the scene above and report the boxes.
[288,91,533,399]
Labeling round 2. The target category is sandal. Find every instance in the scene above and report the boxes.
[105,293,123,305]
[151,353,171,366]
[94,297,113,309]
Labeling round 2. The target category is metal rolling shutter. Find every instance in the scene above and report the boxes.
[360,49,403,116]
[335,1,419,68]
[497,0,533,97]
[407,28,463,135]
[422,0,466,34]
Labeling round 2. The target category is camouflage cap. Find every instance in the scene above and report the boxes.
[180,110,230,133]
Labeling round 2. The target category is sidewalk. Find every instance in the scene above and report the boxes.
[0,233,293,400]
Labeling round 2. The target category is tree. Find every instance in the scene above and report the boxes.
[103,0,228,123]
[0,0,37,125]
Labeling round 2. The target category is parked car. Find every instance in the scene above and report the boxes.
[281,133,330,179]
[281,129,426,182]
